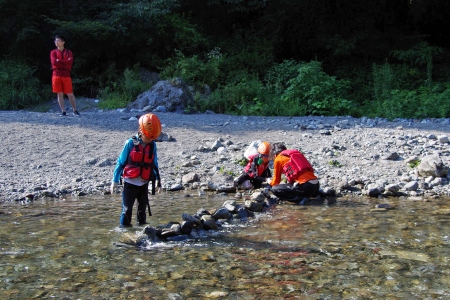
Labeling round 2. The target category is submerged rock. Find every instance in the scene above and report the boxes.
[212,207,231,220]
[180,221,193,234]
[138,188,278,246]
[375,203,394,209]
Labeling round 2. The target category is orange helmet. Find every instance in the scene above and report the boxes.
[258,141,270,155]
[139,113,161,140]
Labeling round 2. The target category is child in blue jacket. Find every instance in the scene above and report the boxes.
[111,114,162,227]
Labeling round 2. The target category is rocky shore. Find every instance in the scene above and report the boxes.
[1,101,449,203]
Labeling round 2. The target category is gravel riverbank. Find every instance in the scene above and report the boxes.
[1,101,449,203]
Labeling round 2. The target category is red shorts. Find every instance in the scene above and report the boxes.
[52,76,73,94]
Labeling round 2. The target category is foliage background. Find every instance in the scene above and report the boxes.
[0,0,449,118]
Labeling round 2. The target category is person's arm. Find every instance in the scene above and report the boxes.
[50,50,59,69]
[152,142,162,192]
[270,157,283,186]
[57,49,73,70]
[152,142,158,170]
[51,49,73,70]
[112,139,132,183]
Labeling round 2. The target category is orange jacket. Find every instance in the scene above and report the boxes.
[270,155,317,186]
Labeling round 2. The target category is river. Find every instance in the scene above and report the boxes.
[1,192,449,299]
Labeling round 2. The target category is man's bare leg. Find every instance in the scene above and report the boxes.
[68,93,77,112]
[57,92,65,112]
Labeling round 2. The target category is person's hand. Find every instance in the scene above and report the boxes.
[110,182,118,194]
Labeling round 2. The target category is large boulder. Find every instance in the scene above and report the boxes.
[417,155,449,177]
[128,78,194,112]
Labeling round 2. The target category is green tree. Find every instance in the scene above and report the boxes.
[391,42,444,88]
[280,61,351,116]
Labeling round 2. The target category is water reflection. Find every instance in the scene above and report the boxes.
[1,193,449,299]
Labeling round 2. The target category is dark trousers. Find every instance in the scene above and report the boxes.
[271,181,320,202]
[236,168,271,189]
[120,182,148,226]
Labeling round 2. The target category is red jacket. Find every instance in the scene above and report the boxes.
[50,48,73,77]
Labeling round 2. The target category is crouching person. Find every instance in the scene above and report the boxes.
[269,142,319,203]
[234,141,272,189]
[111,113,162,227]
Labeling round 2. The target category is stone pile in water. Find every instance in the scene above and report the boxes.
[125,188,279,247]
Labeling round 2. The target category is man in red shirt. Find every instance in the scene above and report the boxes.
[50,35,80,116]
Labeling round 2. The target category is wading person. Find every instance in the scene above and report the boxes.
[269,142,319,203]
[111,114,162,227]
[234,141,272,189]
[50,35,80,116]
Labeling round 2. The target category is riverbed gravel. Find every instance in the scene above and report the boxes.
[1,99,449,203]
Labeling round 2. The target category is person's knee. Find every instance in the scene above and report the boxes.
[307,184,320,197]
[270,187,282,194]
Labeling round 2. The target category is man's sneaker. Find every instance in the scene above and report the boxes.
[73,111,80,116]
[59,111,67,116]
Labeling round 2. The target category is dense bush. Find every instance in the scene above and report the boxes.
[369,60,450,119]
[98,64,153,109]
[160,48,222,89]
[278,61,352,116]
[0,60,48,110]
[1,0,450,119]
[205,73,269,114]
[369,84,450,120]
[184,60,353,116]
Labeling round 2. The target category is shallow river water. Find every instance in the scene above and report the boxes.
[1,192,450,300]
